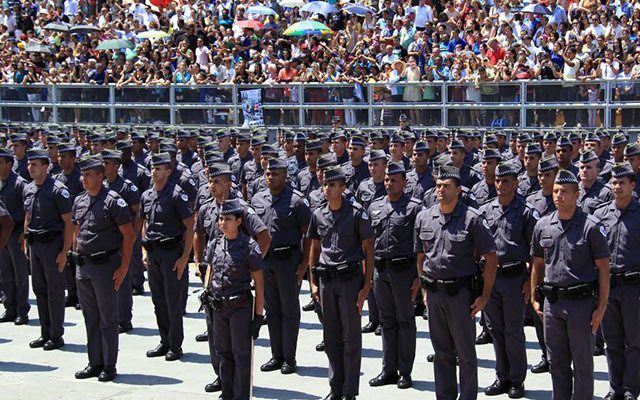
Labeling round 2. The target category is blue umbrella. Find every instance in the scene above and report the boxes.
[300,1,338,15]
[246,5,278,15]
[343,3,375,16]
[520,3,551,15]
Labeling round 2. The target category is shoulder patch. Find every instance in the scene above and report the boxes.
[469,192,476,201]
[180,193,189,202]
[247,207,256,215]
[532,209,540,220]
[599,225,607,238]
[130,184,138,192]
[117,198,127,208]
[61,189,70,199]
[361,211,369,220]
[302,198,310,207]
[145,169,151,177]
[482,218,490,229]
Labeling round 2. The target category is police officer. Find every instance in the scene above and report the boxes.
[578,150,614,214]
[344,136,370,193]
[205,198,265,400]
[388,134,411,171]
[554,136,579,177]
[0,147,29,324]
[356,149,387,335]
[623,143,640,196]
[405,141,435,200]
[54,143,83,310]
[480,162,538,398]
[367,162,421,390]
[24,148,73,350]
[518,143,542,196]
[583,132,613,183]
[414,165,498,400]
[530,169,611,400]
[448,139,482,189]
[141,153,194,361]
[297,139,322,197]
[102,149,142,333]
[307,165,375,400]
[71,154,135,381]
[471,149,502,206]
[195,162,271,393]
[10,133,30,181]
[593,162,640,400]
[252,158,312,374]
[331,130,350,165]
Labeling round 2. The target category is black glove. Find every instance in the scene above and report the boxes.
[250,314,265,340]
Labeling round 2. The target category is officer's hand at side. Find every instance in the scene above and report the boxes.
[55,251,67,272]
[410,277,421,301]
[356,285,370,314]
[531,300,543,321]
[295,264,306,287]
[470,295,489,318]
[591,305,606,335]
[113,267,128,291]
[250,314,265,339]
[173,256,188,280]
[310,282,320,304]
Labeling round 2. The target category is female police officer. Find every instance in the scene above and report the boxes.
[206,198,265,400]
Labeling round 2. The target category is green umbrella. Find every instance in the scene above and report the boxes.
[137,30,171,40]
[96,39,134,51]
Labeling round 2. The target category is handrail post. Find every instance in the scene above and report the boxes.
[298,83,304,127]
[520,81,526,128]
[169,85,176,126]
[51,85,58,124]
[441,81,447,128]
[368,83,374,127]
[604,80,612,128]
[109,84,116,125]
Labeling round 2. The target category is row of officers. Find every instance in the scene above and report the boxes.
[0,127,638,400]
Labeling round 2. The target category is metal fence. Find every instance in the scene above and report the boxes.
[1,80,639,129]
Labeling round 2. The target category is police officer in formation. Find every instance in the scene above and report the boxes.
[415,164,498,400]
[24,148,73,350]
[530,169,610,400]
[5,123,640,400]
[0,147,29,324]
[252,158,311,374]
[70,154,135,381]
[308,165,375,400]
[140,152,194,361]
[367,161,421,389]
[205,198,265,400]
[479,162,539,398]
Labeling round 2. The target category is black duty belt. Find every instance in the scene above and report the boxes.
[26,230,60,244]
[420,272,484,297]
[266,245,298,261]
[375,256,415,271]
[610,270,640,288]
[313,262,359,282]
[497,261,527,278]
[208,290,252,311]
[536,281,598,303]
[70,248,119,266]
[142,236,182,252]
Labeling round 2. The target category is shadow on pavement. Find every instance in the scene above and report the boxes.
[0,361,57,372]
[180,352,211,364]
[253,386,318,399]
[116,373,183,386]
[523,389,554,399]
[127,327,159,337]
[0,338,12,344]
[296,366,328,377]
[59,343,87,353]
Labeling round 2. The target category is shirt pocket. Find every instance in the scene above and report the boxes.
[447,230,469,253]
[567,238,588,268]
[419,229,435,253]
[540,237,554,261]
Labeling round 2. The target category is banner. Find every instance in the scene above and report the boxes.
[241,89,264,127]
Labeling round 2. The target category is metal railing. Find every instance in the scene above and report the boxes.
[1,80,639,129]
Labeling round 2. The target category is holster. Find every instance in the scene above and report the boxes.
[267,245,297,261]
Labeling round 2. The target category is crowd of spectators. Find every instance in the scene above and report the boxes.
[2,0,640,127]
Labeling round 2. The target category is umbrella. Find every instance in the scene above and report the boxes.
[343,3,375,16]
[246,5,277,15]
[70,24,101,33]
[300,1,338,15]
[283,20,333,36]
[234,20,265,30]
[149,0,171,7]
[137,30,171,40]
[520,3,551,15]
[280,0,305,7]
[44,22,71,32]
[25,42,54,54]
[96,39,135,51]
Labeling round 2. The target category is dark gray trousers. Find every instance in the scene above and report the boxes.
[30,237,65,340]
[0,231,30,316]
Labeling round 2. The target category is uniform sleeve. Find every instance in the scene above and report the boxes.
[306,211,321,240]
[294,197,312,229]
[530,220,544,258]
[181,174,198,202]
[0,200,11,218]
[523,206,538,247]
[125,184,141,208]
[139,168,151,192]
[248,242,264,272]
[71,197,79,225]
[139,194,148,220]
[588,222,611,261]
[356,209,374,241]
[109,196,133,226]
[472,213,497,256]
[244,208,268,237]
[175,191,194,220]
[194,206,207,234]
[413,212,424,254]
[54,186,73,215]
